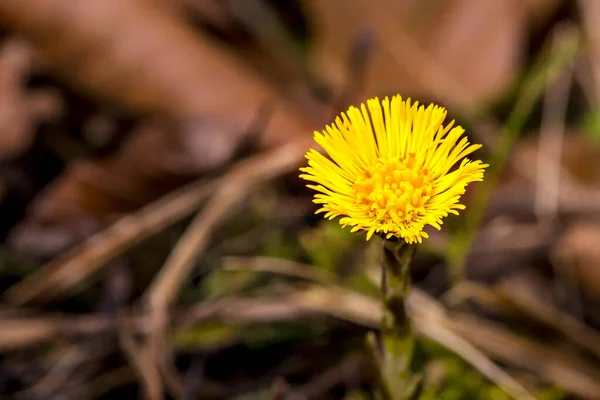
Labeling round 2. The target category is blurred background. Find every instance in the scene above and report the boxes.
[0,0,599,399]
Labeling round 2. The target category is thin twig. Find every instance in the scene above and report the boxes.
[0,295,320,351]
[447,24,582,281]
[143,138,312,396]
[336,28,375,112]
[3,179,217,305]
[69,366,135,400]
[2,285,596,398]
[221,257,538,400]
[535,35,573,232]
[496,279,600,360]
[578,0,600,104]
[418,312,536,400]
[226,0,330,123]
[118,316,162,400]
[25,345,88,397]
[447,313,600,399]
[534,33,583,319]
[255,257,538,400]
[222,255,335,283]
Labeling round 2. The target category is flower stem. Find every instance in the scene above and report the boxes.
[368,237,421,400]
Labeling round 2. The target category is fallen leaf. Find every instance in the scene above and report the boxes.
[7,119,217,257]
[522,0,564,23]
[0,0,313,150]
[0,38,62,158]
[175,0,235,30]
[512,133,600,188]
[303,0,525,110]
[0,0,321,256]
[554,222,600,299]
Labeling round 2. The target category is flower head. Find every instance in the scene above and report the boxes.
[300,95,487,243]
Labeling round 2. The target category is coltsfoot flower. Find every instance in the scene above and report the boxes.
[300,95,487,243]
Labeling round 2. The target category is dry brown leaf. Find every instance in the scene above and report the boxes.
[175,0,234,29]
[303,0,525,110]
[523,0,563,14]
[0,39,62,158]
[483,134,600,220]
[515,134,600,186]
[0,0,313,150]
[0,0,319,248]
[7,120,222,257]
[554,222,600,299]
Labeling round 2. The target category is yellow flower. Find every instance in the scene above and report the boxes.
[300,95,487,243]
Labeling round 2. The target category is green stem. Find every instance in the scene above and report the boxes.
[368,237,421,400]
[381,238,415,354]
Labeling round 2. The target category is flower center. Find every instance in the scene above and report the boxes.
[353,154,433,228]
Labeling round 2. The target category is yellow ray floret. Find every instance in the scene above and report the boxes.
[300,95,488,243]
